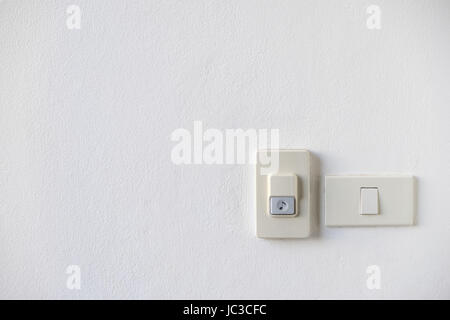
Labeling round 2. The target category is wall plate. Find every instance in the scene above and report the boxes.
[256,150,311,238]
[325,175,415,227]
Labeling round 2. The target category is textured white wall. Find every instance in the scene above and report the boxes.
[1,0,449,299]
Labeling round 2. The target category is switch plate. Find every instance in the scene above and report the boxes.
[256,150,311,238]
[325,175,415,226]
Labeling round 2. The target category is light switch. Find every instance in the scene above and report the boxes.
[360,187,378,215]
[325,175,415,226]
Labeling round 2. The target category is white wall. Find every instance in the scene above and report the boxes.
[1,0,449,299]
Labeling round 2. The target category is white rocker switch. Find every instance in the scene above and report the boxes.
[325,175,415,226]
[360,187,379,215]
